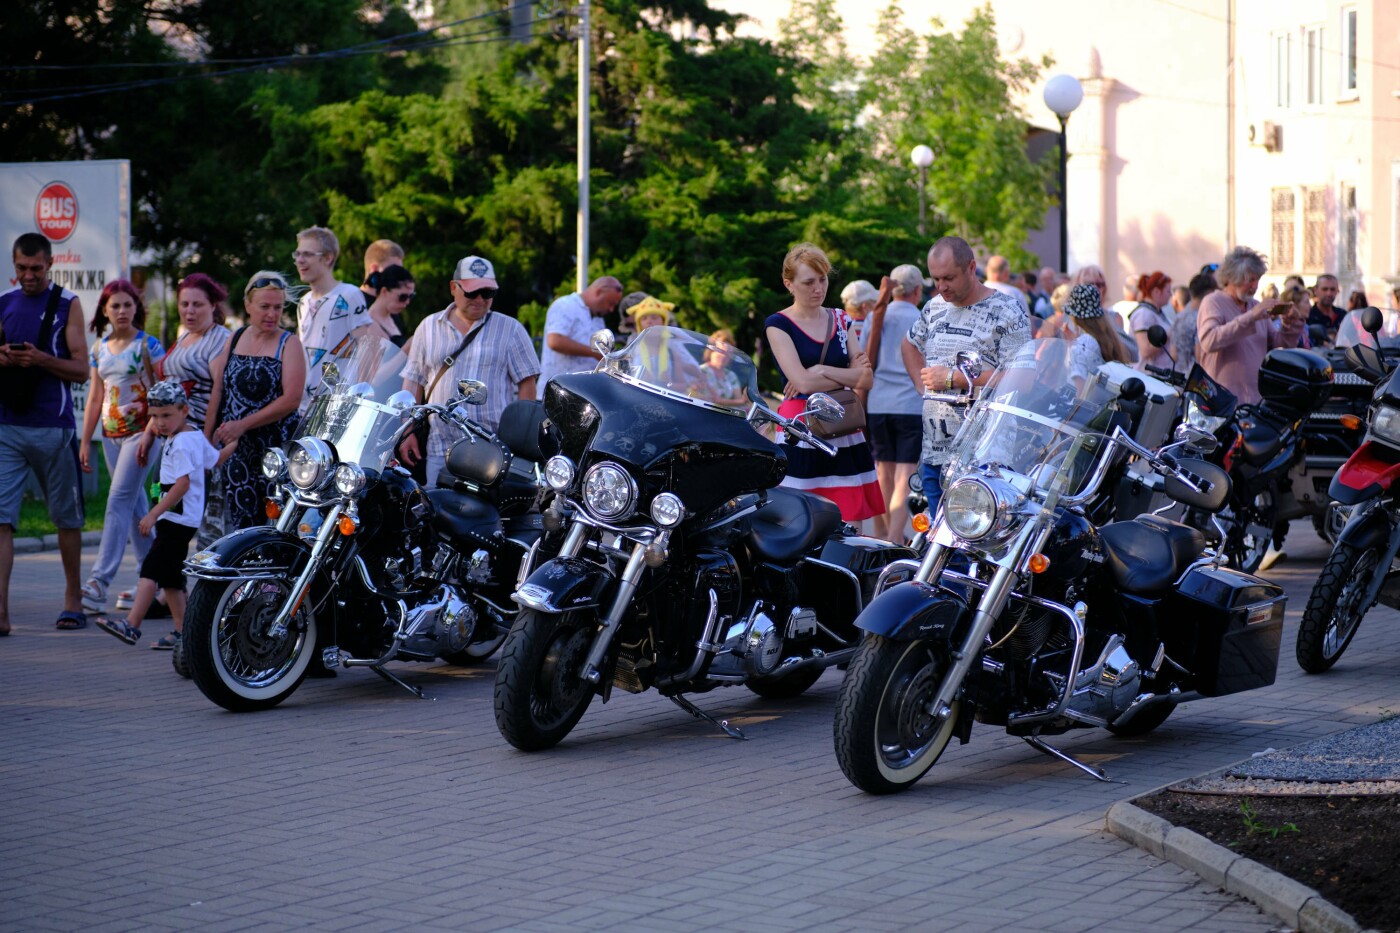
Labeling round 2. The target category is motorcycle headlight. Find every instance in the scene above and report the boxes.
[1372,405,1400,445]
[287,438,334,491]
[943,477,1020,542]
[544,455,576,491]
[650,492,684,528]
[333,463,367,497]
[1186,400,1226,434]
[261,447,288,482]
[582,462,637,521]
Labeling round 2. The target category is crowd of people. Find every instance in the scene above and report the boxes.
[0,223,1393,645]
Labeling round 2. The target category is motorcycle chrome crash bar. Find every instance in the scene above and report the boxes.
[657,589,723,688]
[581,540,649,685]
[266,503,342,639]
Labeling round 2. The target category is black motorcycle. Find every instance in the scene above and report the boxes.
[183,335,547,711]
[832,338,1286,794]
[493,326,917,750]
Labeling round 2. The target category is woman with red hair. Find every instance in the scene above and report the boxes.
[78,280,167,616]
[1131,270,1174,371]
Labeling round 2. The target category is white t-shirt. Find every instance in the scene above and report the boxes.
[987,280,1029,314]
[538,292,604,392]
[158,429,221,529]
[298,282,368,407]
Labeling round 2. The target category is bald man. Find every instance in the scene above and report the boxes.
[984,254,1028,314]
[539,275,624,392]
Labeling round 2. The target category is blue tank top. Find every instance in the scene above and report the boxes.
[0,282,77,428]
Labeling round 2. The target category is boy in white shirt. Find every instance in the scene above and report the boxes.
[98,380,232,649]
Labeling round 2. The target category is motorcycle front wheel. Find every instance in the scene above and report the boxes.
[185,577,317,712]
[171,634,192,679]
[493,609,596,751]
[1296,540,1380,673]
[833,635,961,794]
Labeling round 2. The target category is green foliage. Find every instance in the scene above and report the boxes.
[1239,799,1301,839]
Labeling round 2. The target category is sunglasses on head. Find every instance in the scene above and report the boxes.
[246,276,286,293]
[461,286,497,300]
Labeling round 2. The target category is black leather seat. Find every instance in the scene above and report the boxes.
[426,488,501,547]
[1098,514,1205,595]
[747,488,844,564]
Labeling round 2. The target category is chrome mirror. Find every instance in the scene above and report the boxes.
[591,328,615,357]
[385,389,417,412]
[805,392,846,424]
[457,379,488,406]
[1173,422,1219,454]
[955,349,983,381]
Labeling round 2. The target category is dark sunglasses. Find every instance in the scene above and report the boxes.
[394,291,415,304]
[461,287,497,300]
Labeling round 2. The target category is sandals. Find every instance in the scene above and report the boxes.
[80,579,107,613]
[96,618,141,645]
[56,610,88,631]
[150,632,180,651]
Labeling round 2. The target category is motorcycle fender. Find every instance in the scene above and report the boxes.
[185,526,311,580]
[1329,441,1400,504]
[853,580,970,644]
[514,557,612,614]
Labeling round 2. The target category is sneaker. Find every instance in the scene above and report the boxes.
[114,590,135,611]
[150,631,181,651]
[80,579,107,614]
[97,618,141,645]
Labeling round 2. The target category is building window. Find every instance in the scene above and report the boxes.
[1272,188,1296,273]
[1305,25,1324,105]
[1274,32,1291,107]
[1341,6,1358,97]
[1340,183,1357,274]
[1303,186,1328,272]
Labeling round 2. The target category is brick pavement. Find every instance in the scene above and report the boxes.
[2,522,1396,932]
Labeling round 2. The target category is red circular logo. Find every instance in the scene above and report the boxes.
[34,182,78,242]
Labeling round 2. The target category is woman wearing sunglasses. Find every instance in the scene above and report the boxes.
[204,272,307,534]
[365,264,415,349]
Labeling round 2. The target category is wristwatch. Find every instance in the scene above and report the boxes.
[945,370,954,390]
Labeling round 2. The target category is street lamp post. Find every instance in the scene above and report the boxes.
[1042,74,1083,274]
[910,144,934,237]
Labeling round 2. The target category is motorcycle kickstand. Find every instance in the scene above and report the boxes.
[1023,736,1124,784]
[668,694,745,740]
[369,664,431,700]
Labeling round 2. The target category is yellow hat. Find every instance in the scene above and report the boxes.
[627,295,675,323]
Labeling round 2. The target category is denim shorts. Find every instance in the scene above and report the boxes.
[0,424,84,530]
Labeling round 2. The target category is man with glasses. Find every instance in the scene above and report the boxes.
[539,275,624,393]
[292,225,368,411]
[399,256,540,487]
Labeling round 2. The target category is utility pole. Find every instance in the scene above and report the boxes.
[576,2,590,292]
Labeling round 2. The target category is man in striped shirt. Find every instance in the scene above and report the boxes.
[399,256,540,487]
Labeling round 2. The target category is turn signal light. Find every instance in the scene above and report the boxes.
[1028,553,1051,574]
[265,498,282,520]
[1339,414,1363,431]
[337,514,358,536]
[911,512,931,534]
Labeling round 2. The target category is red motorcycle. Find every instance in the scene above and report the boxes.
[1297,308,1400,672]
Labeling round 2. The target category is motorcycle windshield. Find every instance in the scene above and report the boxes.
[944,339,1120,502]
[294,334,413,472]
[1335,308,1400,350]
[602,326,762,415]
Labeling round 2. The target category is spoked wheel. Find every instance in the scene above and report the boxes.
[494,610,596,751]
[185,577,316,712]
[833,635,961,794]
[1297,541,1381,673]
[746,667,823,699]
[1221,486,1278,573]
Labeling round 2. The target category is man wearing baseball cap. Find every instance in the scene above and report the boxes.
[399,255,540,487]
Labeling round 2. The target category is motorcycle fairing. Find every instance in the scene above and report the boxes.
[1330,440,1400,503]
[853,580,970,643]
[1331,500,1400,613]
[515,556,614,614]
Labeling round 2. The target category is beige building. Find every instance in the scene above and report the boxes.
[719,0,1399,301]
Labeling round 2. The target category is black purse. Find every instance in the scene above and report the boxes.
[0,284,63,414]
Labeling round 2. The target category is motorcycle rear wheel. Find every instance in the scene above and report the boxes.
[833,635,961,795]
[1221,486,1278,574]
[494,610,596,751]
[746,667,823,699]
[1296,540,1380,674]
[185,577,316,712]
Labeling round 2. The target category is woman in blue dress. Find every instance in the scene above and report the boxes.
[764,243,884,522]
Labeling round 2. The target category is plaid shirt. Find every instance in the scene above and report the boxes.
[403,307,541,457]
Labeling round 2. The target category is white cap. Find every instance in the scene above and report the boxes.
[454,255,498,290]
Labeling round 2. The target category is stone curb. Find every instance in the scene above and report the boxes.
[12,532,103,553]
[1106,800,1377,933]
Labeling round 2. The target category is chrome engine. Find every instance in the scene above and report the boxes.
[399,584,479,659]
[1063,634,1141,726]
[707,603,786,678]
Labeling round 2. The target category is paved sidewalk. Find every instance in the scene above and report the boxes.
[2,524,1397,932]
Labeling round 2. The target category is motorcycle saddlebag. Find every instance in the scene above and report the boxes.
[1163,566,1285,697]
[1257,348,1332,419]
[816,535,918,606]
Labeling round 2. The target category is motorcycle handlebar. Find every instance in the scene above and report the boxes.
[1144,364,1186,388]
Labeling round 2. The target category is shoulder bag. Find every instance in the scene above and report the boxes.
[788,309,866,440]
[402,313,491,484]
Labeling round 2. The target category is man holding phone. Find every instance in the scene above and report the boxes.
[0,233,91,635]
[1196,245,1305,405]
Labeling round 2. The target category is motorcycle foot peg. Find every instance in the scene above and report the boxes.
[321,646,344,670]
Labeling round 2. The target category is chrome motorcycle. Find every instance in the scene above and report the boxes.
[183,335,546,711]
[832,338,1286,794]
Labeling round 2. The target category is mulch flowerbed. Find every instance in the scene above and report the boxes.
[1136,790,1400,932]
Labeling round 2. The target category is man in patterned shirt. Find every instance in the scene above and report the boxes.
[399,255,541,488]
[901,236,1030,516]
[293,225,369,411]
